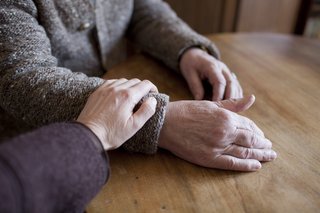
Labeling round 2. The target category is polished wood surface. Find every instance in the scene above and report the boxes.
[87,34,320,212]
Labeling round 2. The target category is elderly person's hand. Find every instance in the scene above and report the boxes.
[77,78,158,150]
[158,95,276,171]
[180,48,243,101]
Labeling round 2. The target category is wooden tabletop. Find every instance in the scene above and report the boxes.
[87,33,320,213]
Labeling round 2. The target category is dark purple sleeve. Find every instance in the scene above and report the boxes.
[0,122,109,213]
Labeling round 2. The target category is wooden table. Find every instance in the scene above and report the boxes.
[87,33,320,213]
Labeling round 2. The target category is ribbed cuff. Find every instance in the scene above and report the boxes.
[122,93,169,154]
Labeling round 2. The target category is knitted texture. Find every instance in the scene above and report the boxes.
[0,0,218,153]
[123,93,169,154]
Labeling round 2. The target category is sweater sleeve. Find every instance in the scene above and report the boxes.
[0,1,104,126]
[0,122,109,213]
[0,1,168,154]
[127,0,221,72]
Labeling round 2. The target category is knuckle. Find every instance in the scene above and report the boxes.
[216,79,227,86]
[131,78,141,82]
[215,127,229,140]
[241,148,251,159]
[119,89,132,100]
[208,62,219,71]
[219,110,233,126]
[249,134,257,148]
[213,112,234,139]
[227,158,236,169]
[142,80,156,89]
[108,87,119,95]
[142,79,152,85]
[237,131,247,143]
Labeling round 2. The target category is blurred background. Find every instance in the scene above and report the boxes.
[164,0,320,39]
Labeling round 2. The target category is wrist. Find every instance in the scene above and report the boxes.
[76,120,110,151]
[158,103,171,149]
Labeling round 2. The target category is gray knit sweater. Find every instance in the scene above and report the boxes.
[0,0,219,153]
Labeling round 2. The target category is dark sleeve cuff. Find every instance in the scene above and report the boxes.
[70,121,110,183]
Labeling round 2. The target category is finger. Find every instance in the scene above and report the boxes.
[103,79,117,85]
[211,77,226,101]
[222,70,235,99]
[212,155,262,171]
[234,114,265,137]
[207,63,226,101]
[236,80,244,98]
[97,80,117,90]
[221,63,244,99]
[116,78,141,89]
[131,97,157,130]
[216,95,255,113]
[234,128,271,148]
[220,63,234,99]
[184,69,204,100]
[224,145,277,161]
[129,80,158,103]
[108,78,128,87]
[230,73,244,98]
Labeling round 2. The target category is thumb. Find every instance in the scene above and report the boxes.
[216,95,255,113]
[131,97,157,130]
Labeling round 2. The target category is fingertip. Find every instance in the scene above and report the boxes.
[149,97,157,109]
[251,161,262,171]
[144,97,157,115]
[270,150,277,160]
[237,95,255,111]
[191,83,204,100]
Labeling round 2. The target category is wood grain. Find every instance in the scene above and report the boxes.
[87,33,320,213]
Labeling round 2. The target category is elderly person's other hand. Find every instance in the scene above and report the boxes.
[77,79,158,150]
[158,95,277,171]
[180,48,243,101]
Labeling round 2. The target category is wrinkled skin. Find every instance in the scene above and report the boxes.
[159,96,277,171]
[180,48,243,101]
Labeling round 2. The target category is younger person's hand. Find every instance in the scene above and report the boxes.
[77,78,158,150]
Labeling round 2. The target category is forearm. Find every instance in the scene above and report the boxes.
[0,1,104,126]
[0,122,109,213]
[127,0,220,71]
